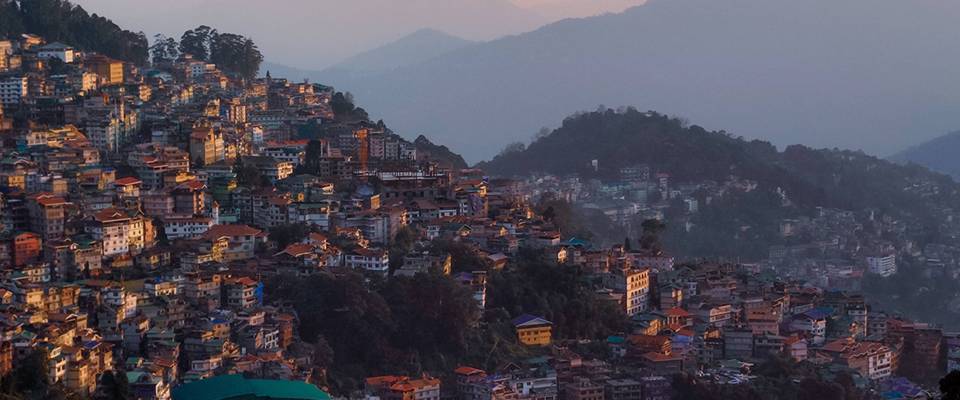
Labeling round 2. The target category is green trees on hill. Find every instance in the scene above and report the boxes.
[0,0,149,64]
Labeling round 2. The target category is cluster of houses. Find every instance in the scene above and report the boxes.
[0,31,954,400]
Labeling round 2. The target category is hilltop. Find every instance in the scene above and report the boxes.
[480,108,959,215]
[890,130,960,180]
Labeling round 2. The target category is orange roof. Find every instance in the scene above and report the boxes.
[665,307,692,317]
[114,176,142,186]
[642,351,681,362]
[204,224,263,239]
[365,375,404,387]
[35,195,67,206]
[93,207,130,223]
[307,232,327,242]
[278,243,315,257]
[454,366,485,376]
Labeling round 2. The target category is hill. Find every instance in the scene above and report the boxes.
[0,0,148,64]
[480,108,960,258]
[335,0,960,162]
[320,29,474,82]
[890,131,960,179]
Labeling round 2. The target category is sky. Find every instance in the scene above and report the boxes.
[72,0,644,70]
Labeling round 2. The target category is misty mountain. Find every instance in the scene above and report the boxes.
[320,29,475,81]
[890,131,960,180]
[332,0,960,163]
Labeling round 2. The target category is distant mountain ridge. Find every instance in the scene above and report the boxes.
[330,0,960,162]
[321,29,475,80]
[480,108,959,215]
[889,131,960,180]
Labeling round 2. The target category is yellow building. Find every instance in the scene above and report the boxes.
[513,314,553,346]
[85,55,124,86]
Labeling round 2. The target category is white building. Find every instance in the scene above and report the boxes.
[866,254,897,277]
[344,248,389,275]
[37,42,75,63]
[163,216,215,240]
[0,76,27,106]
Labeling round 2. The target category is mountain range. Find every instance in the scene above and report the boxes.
[311,0,960,163]
[890,131,960,180]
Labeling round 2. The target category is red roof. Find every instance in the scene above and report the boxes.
[203,224,263,239]
[454,366,485,376]
[93,208,130,223]
[665,307,692,318]
[114,177,142,186]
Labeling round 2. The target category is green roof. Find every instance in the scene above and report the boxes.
[172,375,330,400]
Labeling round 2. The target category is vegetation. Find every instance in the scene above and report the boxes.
[672,355,871,400]
[265,242,624,395]
[264,271,479,393]
[0,0,148,64]
[484,108,960,258]
[413,135,468,170]
[171,25,264,80]
[486,248,625,339]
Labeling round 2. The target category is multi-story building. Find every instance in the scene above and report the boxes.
[0,76,28,106]
[866,254,897,277]
[513,314,553,346]
[26,193,68,240]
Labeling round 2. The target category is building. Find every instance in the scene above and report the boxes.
[84,55,124,85]
[513,314,552,346]
[0,76,28,106]
[37,42,76,63]
[819,338,892,380]
[561,377,603,400]
[866,254,897,277]
[365,375,441,400]
[343,248,390,275]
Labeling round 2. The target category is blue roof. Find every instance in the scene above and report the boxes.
[171,375,330,400]
[512,314,552,327]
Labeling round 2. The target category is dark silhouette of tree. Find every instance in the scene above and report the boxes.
[639,218,667,253]
[150,34,179,64]
[0,0,148,64]
[269,223,314,250]
[942,370,960,400]
[96,371,131,400]
[179,25,215,60]
[209,32,263,80]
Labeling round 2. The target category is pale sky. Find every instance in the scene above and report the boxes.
[72,0,644,69]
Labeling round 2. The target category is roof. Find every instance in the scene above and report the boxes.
[454,366,486,376]
[664,307,692,317]
[171,375,330,400]
[512,314,552,328]
[114,176,142,186]
[93,207,130,223]
[204,224,263,239]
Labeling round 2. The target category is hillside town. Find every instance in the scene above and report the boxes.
[0,31,956,400]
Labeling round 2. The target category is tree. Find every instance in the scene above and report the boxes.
[209,32,263,80]
[96,371,131,400]
[150,34,179,64]
[235,163,267,188]
[639,218,667,253]
[179,25,215,60]
[498,142,526,157]
[269,223,314,250]
[942,370,960,400]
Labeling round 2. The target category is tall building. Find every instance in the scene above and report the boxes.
[866,254,896,277]
[84,55,124,86]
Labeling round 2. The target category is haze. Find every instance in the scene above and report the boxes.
[71,0,644,70]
